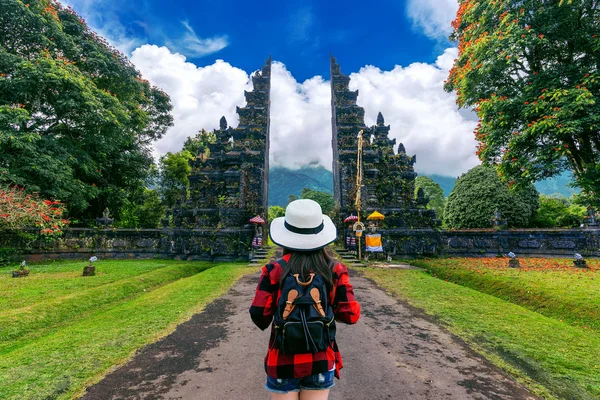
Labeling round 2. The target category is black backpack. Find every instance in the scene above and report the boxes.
[273,258,336,354]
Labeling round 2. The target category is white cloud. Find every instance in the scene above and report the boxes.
[406,0,458,41]
[58,1,474,179]
[350,47,479,177]
[434,47,459,71]
[172,21,229,57]
[130,45,476,177]
[130,45,250,157]
[270,62,331,169]
[130,47,331,169]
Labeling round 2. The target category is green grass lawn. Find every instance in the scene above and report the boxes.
[409,257,600,332]
[363,267,600,400]
[0,259,258,400]
[0,262,211,353]
[0,259,174,309]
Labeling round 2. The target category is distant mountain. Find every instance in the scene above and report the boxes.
[428,172,580,198]
[268,166,333,207]
[268,167,579,207]
[534,172,580,198]
[427,175,458,197]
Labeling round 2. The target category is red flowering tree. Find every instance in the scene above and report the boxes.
[445,0,600,205]
[0,183,69,236]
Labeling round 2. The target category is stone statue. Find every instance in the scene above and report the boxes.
[96,208,114,228]
[586,207,598,227]
[368,221,377,233]
[491,208,507,228]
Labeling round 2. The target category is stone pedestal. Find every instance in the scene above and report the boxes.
[12,269,29,278]
[82,266,96,276]
[574,259,589,269]
[508,259,520,268]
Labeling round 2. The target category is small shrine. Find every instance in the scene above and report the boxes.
[365,211,384,254]
[585,207,599,227]
[96,208,114,228]
[249,215,265,248]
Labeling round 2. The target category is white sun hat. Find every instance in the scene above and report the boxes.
[269,199,337,251]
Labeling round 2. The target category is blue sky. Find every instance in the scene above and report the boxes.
[61,0,478,177]
[66,0,447,80]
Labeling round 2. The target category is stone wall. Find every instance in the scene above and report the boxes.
[3,227,598,262]
[0,227,254,262]
[382,228,600,258]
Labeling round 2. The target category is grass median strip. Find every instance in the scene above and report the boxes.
[0,262,211,354]
[0,262,256,400]
[410,258,600,332]
[363,268,600,400]
[0,260,176,309]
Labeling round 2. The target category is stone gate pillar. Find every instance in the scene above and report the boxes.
[177,57,272,231]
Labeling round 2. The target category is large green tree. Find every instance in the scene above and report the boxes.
[268,205,285,222]
[0,0,173,223]
[300,188,334,215]
[154,130,218,220]
[532,194,587,227]
[117,188,166,229]
[446,0,600,205]
[158,150,193,210]
[444,165,539,228]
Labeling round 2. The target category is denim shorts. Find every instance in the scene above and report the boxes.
[265,369,335,394]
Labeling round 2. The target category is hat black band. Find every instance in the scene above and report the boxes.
[284,220,324,235]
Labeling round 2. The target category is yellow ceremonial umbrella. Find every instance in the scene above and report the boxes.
[367,211,385,221]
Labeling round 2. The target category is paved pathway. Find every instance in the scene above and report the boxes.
[82,270,539,400]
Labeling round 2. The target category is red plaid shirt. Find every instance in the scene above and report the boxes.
[249,254,360,379]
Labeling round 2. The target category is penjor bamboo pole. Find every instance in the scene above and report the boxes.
[355,130,364,261]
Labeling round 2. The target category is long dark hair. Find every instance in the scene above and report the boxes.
[280,247,336,291]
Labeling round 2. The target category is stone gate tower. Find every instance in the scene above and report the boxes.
[176,57,271,230]
[330,55,436,228]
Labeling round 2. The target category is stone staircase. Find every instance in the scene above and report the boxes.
[247,246,273,267]
[248,247,364,268]
[334,248,366,268]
